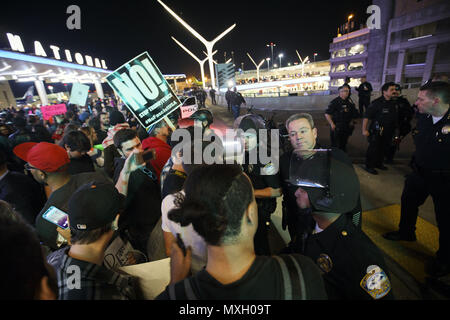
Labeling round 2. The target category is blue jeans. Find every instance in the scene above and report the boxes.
[231,105,240,119]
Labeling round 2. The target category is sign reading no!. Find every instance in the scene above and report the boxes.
[106,52,181,129]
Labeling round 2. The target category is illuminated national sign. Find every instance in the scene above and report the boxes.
[106,52,181,129]
[4,32,108,70]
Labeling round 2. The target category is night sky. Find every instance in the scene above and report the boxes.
[0,0,372,95]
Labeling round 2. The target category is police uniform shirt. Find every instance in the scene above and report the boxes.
[357,82,373,97]
[304,214,393,300]
[364,96,398,132]
[396,97,414,137]
[325,97,358,128]
[412,108,450,170]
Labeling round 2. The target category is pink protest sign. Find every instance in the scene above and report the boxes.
[41,104,67,120]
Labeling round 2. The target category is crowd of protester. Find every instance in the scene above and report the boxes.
[0,76,448,301]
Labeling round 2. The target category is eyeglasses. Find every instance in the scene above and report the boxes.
[24,163,39,171]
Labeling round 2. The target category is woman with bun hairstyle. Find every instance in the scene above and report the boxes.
[156,164,327,300]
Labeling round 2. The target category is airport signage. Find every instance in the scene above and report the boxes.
[4,32,108,69]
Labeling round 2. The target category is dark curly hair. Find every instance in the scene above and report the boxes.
[168,164,253,246]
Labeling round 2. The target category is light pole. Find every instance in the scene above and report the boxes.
[278,53,283,68]
[266,58,270,72]
[158,0,236,90]
[171,36,217,89]
[296,50,309,76]
[313,53,318,62]
[247,53,265,82]
[347,14,354,32]
[347,14,354,40]
[266,43,276,69]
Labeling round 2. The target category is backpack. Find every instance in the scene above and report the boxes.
[166,255,306,300]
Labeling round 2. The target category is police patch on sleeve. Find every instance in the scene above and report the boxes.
[261,162,278,175]
[360,265,391,299]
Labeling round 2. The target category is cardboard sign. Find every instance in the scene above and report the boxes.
[180,96,198,119]
[40,104,67,120]
[106,52,181,129]
[68,82,90,106]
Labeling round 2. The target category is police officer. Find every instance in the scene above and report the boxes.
[362,82,399,175]
[236,114,281,255]
[385,84,414,164]
[287,150,394,300]
[383,81,450,281]
[280,114,362,254]
[280,113,318,245]
[325,85,358,152]
[189,109,214,134]
[356,76,373,116]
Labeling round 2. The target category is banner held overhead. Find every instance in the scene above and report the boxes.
[69,82,90,106]
[106,52,181,129]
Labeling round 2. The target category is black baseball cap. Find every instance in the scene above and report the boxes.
[68,182,125,231]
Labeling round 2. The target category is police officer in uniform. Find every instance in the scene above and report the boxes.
[385,84,414,164]
[286,150,394,300]
[236,114,281,255]
[325,85,358,152]
[356,76,373,117]
[383,81,450,281]
[362,82,399,175]
[280,113,362,255]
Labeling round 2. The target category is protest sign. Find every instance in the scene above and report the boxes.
[41,104,67,120]
[68,82,90,106]
[106,52,181,129]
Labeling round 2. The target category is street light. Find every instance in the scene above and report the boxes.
[346,14,354,39]
[247,53,265,82]
[266,58,270,71]
[171,36,217,89]
[313,53,318,62]
[158,0,236,89]
[266,43,276,69]
[278,53,283,68]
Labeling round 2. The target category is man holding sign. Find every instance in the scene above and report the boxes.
[106,52,181,131]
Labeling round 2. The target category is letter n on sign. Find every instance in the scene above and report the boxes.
[106,52,181,129]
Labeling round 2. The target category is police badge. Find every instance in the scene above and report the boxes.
[316,254,333,273]
[360,265,391,299]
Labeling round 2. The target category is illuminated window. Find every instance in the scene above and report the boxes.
[334,64,346,72]
[348,62,364,71]
[333,49,346,58]
[348,44,365,56]
[331,79,345,87]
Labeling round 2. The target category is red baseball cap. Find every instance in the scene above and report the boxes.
[13,142,70,172]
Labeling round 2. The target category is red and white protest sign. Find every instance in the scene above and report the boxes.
[180,96,198,119]
[41,104,67,120]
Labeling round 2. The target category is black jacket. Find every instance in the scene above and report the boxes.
[325,97,358,127]
[304,214,394,300]
[356,82,373,97]
[0,171,46,225]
